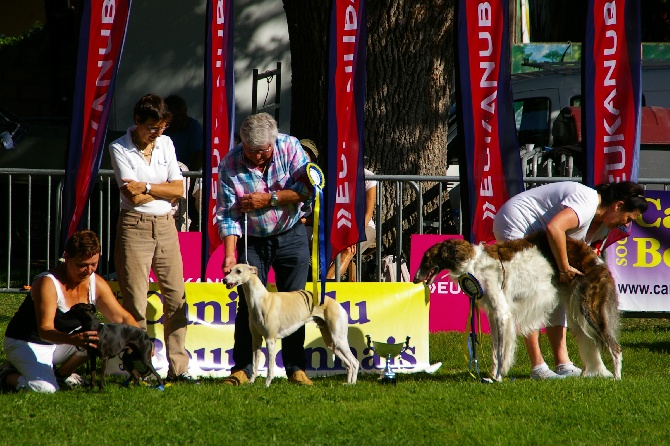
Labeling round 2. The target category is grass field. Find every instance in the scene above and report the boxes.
[1,293,670,446]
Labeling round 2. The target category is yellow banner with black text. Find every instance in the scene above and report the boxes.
[107,282,431,379]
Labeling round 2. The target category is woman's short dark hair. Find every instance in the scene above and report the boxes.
[64,230,101,260]
[133,94,172,124]
[595,181,648,214]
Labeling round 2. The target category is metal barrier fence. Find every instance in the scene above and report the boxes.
[1,169,202,293]
[2,168,670,293]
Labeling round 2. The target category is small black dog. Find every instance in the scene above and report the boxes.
[66,303,164,389]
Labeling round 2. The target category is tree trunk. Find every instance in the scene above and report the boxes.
[284,0,456,260]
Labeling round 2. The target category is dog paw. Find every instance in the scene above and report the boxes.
[582,368,614,378]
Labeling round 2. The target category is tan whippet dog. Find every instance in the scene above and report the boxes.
[223,263,359,386]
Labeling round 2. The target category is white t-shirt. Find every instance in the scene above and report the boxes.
[109,127,184,215]
[492,181,608,244]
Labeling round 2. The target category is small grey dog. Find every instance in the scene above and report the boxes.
[66,303,164,389]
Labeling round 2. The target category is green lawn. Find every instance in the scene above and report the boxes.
[1,293,670,446]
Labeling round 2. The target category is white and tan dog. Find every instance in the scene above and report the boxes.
[413,231,622,381]
[223,263,359,386]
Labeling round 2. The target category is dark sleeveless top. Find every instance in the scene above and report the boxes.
[4,272,96,345]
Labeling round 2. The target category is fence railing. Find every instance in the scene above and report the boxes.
[2,168,670,293]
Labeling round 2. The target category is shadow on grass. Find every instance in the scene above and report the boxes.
[623,340,670,354]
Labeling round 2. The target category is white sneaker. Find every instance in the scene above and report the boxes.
[555,363,582,377]
[530,365,565,381]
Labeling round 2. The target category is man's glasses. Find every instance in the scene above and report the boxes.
[243,144,272,154]
[147,124,169,134]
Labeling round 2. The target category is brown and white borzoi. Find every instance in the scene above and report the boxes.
[413,231,621,381]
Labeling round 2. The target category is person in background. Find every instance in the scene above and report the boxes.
[493,181,648,380]
[109,93,197,384]
[326,166,377,281]
[300,138,319,164]
[0,230,140,393]
[163,94,203,170]
[217,112,313,386]
[164,94,203,230]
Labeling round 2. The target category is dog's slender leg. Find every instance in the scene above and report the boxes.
[325,320,358,384]
[498,312,517,378]
[334,344,359,385]
[100,357,108,390]
[568,314,613,378]
[265,338,275,387]
[488,315,501,381]
[89,353,97,390]
[322,302,358,384]
[610,345,622,380]
[249,331,262,384]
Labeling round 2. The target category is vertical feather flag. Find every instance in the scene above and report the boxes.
[326,0,367,271]
[203,0,235,278]
[456,0,524,243]
[584,0,641,249]
[584,0,641,186]
[60,0,132,247]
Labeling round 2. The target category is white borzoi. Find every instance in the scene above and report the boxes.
[413,231,621,381]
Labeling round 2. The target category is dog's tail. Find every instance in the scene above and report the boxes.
[574,268,621,352]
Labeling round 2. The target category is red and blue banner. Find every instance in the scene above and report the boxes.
[584,0,641,186]
[60,0,132,247]
[326,0,367,265]
[203,0,235,277]
[456,0,523,244]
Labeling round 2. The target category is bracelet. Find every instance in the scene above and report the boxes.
[559,270,569,275]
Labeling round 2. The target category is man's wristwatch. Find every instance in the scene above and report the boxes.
[145,183,152,194]
[270,192,278,207]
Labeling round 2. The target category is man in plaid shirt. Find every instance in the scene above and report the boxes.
[216,112,314,386]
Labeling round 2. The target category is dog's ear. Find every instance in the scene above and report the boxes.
[250,265,258,275]
[439,240,470,270]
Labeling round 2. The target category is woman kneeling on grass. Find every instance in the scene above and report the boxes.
[0,230,140,393]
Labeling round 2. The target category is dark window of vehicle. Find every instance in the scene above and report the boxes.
[514,97,551,147]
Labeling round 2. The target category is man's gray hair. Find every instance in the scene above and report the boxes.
[239,112,278,148]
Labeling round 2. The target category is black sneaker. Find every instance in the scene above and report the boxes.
[0,361,18,392]
[166,372,201,385]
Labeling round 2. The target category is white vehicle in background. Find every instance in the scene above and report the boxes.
[445,60,670,226]
[447,60,670,182]
[512,60,670,181]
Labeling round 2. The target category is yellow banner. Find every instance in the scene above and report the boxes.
[108,282,430,378]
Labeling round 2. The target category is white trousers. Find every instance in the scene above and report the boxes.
[3,337,86,393]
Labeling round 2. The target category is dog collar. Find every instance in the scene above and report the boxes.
[458,273,483,300]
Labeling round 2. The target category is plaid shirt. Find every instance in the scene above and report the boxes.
[216,133,311,238]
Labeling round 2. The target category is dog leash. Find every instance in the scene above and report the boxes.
[244,213,248,264]
[305,162,326,307]
[458,273,492,383]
